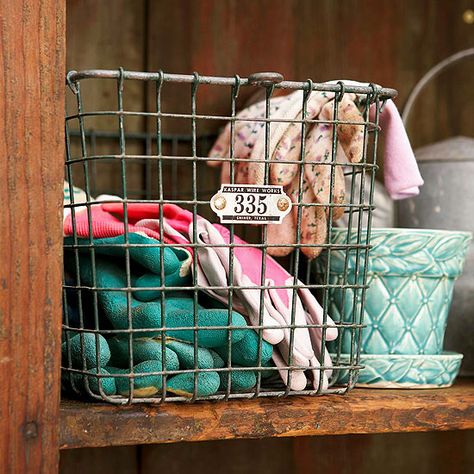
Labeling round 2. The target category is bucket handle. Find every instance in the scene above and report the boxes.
[402,48,474,126]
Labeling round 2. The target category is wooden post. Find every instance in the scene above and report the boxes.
[0,1,65,472]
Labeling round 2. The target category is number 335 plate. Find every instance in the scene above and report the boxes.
[210,184,292,224]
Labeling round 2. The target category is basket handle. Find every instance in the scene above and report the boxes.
[402,48,474,126]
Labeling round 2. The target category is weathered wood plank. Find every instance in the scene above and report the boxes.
[292,430,474,474]
[145,0,473,145]
[66,0,147,196]
[59,380,474,449]
[0,0,65,472]
[58,430,474,474]
[60,446,139,474]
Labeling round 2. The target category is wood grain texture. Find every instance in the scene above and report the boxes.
[60,446,139,474]
[0,0,65,472]
[66,0,147,196]
[59,379,474,449]
[66,0,147,126]
[58,430,474,474]
[292,430,474,474]
[145,0,474,146]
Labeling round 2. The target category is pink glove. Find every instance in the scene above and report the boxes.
[267,284,334,390]
[191,219,337,390]
[102,201,192,254]
[172,205,337,386]
[63,202,162,241]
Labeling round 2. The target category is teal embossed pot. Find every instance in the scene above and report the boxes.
[315,228,472,356]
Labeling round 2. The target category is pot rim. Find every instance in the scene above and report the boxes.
[337,351,463,360]
[332,227,472,238]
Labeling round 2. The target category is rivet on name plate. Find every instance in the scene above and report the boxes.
[277,197,290,212]
[213,195,226,210]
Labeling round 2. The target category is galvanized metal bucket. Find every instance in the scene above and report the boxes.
[398,49,474,374]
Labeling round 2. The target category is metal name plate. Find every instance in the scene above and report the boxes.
[210,184,292,224]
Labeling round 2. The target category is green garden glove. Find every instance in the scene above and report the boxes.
[61,332,111,369]
[64,251,248,345]
[65,233,190,285]
[63,233,275,397]
[219,367,257,392]
[106,333,273,395]
[106,360,168,397]
[62,367,117,397]
[106,363,221,398]
[167,372,221,398]
[214,328,273,367]
[166,339,218,370]
[213,330,277,391]
[166,341,256,393]
[106,336,222,397]
[107,336,258,394]
[107,336,180,370]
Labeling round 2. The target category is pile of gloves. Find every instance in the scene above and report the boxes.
[207,82,423,259]
[63,223,274,398]
[63,323,274,398]
[62,192,337,398]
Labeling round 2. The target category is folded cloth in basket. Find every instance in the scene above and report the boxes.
[102,201,337,391]
[63,180,89,221]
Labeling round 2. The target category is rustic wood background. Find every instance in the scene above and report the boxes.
[60,431,474,474]
[62,0,473,472]
[67,0,474,143]
[66,0,474,180]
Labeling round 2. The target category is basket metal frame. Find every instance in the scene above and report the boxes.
[63,68,395,404]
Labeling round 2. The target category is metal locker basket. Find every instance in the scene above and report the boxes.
[62,68,396,404]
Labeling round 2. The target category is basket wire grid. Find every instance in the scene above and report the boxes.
[63,68,396,404]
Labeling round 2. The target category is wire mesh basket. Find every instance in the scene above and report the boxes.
[63,68,397,404]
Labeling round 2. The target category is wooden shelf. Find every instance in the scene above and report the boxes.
[59,378,474,449]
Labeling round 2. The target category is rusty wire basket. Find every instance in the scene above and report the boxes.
[62,68,396,403]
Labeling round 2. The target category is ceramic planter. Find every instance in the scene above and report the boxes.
[316,228,471,388]
[318,228,471,355]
